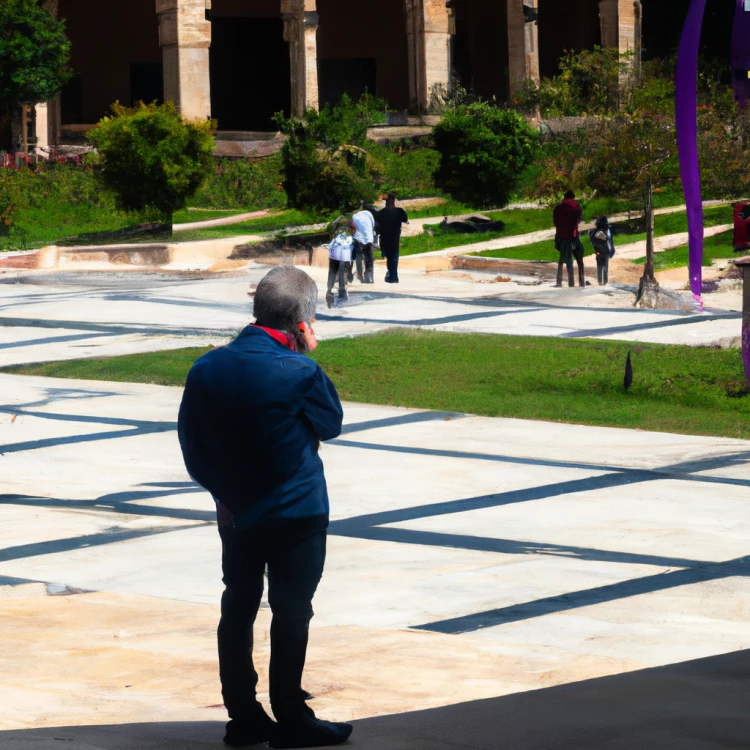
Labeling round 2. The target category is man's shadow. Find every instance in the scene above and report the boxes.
[1,647,749,749]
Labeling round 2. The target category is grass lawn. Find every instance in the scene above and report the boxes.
[5,330,749,440]
[472,205,733,262]
[400,208,561,256]
[632,230,739,271]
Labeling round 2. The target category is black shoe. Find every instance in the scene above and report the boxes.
[385,272,391,283]
[224,707,276,747]
[325,292,334,309]
[271,714,353,749]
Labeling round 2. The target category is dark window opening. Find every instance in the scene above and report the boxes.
[210,17,291,131]
[60,73,84,124]
[318,58,376,108]
[131,63,164,107]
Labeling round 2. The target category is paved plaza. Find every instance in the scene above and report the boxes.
[1,264,749,748]
[0,266,742,368]
[1,371,749,748]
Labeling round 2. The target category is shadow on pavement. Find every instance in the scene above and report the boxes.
[1,648,748,749]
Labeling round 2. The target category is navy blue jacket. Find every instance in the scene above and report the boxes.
[178,326,343,531]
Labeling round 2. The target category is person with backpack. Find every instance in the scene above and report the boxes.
[588,215,616,286]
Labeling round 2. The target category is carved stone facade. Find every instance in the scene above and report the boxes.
[38,0,641,148]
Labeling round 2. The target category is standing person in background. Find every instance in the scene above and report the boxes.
[588,215,615,286]
[553,190,585,288]
[351,207,376,284]
[377,193,409,284]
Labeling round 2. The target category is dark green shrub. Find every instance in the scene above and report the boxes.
[87,102,215,231]
[433,102,538,208]
[274,94,384,213]
[191,155,287,210]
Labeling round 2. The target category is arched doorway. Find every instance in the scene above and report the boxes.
[450,0,511,102]
[537,0,601,79]
[316,0,409,110]
[58,0,161,126]
[209,0,291,131]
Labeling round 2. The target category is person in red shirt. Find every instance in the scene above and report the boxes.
[553,190,585,287]
[733,202,750,253]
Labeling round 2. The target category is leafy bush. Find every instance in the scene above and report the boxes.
[433,102,538,208]
[0,160,154,250]
[274,94,384,213]
[191,155,287,210]
[365,139,441,199]
[514,47,629,117]
[87,102,215,230]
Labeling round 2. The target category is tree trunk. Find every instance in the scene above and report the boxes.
[166,210,173,237]
[635,177,661,308]
[21,105,29,162]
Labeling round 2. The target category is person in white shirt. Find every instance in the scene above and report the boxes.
[351,208,376,284]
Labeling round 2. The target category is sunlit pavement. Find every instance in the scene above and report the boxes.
[1,373,748,747]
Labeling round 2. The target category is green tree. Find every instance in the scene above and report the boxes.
[274,94,384,213]
[433,102,538,208]
[87,102,215,234]
[0,0,71,154]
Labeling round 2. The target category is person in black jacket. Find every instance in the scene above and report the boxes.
[178,266,352,749]
[378,193,409,284]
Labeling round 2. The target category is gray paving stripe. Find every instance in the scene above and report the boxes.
[0,524,208,564]
[413,558,750,634]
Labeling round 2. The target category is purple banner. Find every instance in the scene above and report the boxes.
[675,0,707,301]
[732,0,750,107]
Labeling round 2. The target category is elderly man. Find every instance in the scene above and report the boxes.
[178,267,352,749]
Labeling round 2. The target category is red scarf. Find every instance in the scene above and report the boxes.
[252,325,297,351]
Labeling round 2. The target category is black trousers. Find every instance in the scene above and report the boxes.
[556,238,585,287]
[382,242,400,282]
[218,527,327,722]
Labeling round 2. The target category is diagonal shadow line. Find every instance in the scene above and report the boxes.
[316,308,533,327]
[341,411,466,435]
[0,574,35,586]
[412,558,750,634]
[330,472,651,532]
[0,316,234,338]
[330,439,750,490]
[331,524,707,570]
[0,407,177,431]
[0,427,155,455]
[0,523,207,564]
[0,331,114,351]
[560,312,740,339]
[1,493,215,524]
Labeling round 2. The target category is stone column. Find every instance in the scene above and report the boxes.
[282,0,319,117]
[156,0,212,120]
[405,0,451,111]
[600,0,642,69]
[507,0,539,95]
[36,0,60,155]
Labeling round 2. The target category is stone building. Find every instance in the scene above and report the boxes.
[36,0,642,151]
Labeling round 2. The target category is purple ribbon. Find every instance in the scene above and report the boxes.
[732,0,750,107]
[675,0,707,301]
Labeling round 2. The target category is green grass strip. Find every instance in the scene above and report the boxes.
[4,329,749,440]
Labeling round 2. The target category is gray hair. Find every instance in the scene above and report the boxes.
[253,266,318,335]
